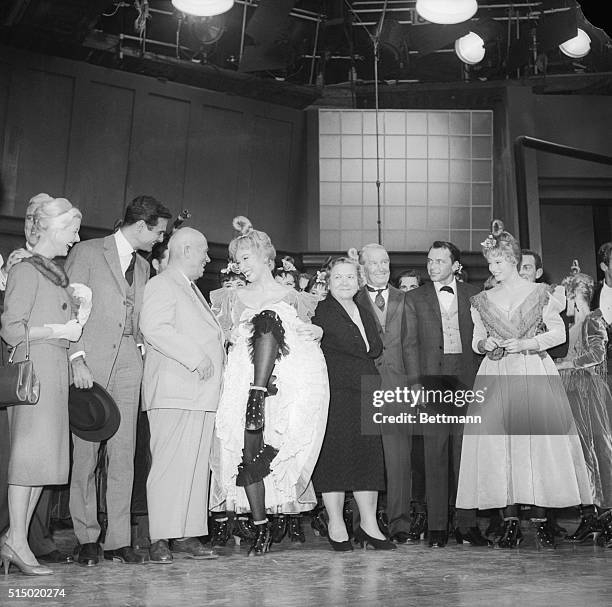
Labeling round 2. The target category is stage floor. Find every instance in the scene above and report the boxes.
[1,519,611,607]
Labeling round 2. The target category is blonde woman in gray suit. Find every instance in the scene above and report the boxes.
[0,197,82,576]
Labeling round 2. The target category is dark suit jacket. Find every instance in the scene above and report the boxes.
[355,285,408,391]
[591,280,612,368]
[403,281,479,389]
[312,294,383,394]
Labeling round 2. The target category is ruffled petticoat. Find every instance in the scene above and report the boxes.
[210,301,329,514]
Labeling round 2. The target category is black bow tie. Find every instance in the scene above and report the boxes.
[439,285,454,294]
[366,285,388,293]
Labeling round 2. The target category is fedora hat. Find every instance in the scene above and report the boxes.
[69,382,121,442]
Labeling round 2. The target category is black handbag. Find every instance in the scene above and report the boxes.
[0,323,40,407]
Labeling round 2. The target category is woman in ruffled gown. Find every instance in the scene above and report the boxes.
[556,264,612,546]
[456,222,592,549]
[209,217,329,556]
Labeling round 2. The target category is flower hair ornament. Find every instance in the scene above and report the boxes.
[454,262,464,275]
[221,261,241,275]
[278,256,297,273]
[480,219,505,250]
[233,215,254,237]
[315,270,327,285]
[570,259,581,275]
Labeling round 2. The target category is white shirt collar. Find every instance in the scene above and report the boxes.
[114,229,135,258]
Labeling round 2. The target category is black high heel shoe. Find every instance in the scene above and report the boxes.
[454,527,492,547]
[496,518,523,549]
[287,515,305,543]
[566,515,600,544]
[247,523,271,557]
[354,527,397,550]
[327,535,353,552]
[532,520,555,550]
[270,515,287,544]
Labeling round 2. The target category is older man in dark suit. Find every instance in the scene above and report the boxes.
[404,241,486,547]
[66,195,171,566]
[355,243,413,543]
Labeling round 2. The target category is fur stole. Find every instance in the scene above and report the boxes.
[22,254,69,288]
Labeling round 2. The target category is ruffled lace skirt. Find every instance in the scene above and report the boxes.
[210,304,329,514]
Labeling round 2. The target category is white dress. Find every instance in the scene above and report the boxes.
[209,287,329,513]
[456,283,592,509]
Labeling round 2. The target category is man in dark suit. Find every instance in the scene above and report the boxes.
[66,195,171,566]
[355,243,412,543]
[404,241,485,547]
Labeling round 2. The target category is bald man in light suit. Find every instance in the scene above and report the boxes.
[140,228,225,563]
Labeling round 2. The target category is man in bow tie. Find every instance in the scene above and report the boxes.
[404,241,485,548]
[140,228,224,563]
[355,243,413,543]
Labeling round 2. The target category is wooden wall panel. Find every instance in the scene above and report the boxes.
[65,81,135,224]
[0,46,306,249]
[0,62,10,207]
[182,104,247,242]
[125,93,191,213]
[247,115,294,245]
[8,69,75,210]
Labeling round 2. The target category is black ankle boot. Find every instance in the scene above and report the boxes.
[596,510,612,548]
[567,514,601,544]
[311,506,328,538]
[210,515,231,547]
[248,522,271,556]
[496,518,523,549]
[532,520,555,550]
[233,515,256,545]
[407,512,427,542]
[270,514,287,544]
[287,515,305,543]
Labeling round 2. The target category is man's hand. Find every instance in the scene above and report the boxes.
[196,358,214,381]
[5,248,32,272]
[71,357,94,389]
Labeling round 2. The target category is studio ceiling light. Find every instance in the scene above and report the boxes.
[172,0,234,18]
[559,28,591,59]
[416,0,478,25]
[455,31,485,65]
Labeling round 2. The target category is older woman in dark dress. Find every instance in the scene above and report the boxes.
[312,257,395,551]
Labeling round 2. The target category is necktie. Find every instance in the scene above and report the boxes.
[125,252,136,286]
[440,285,454,294]
[366,285,386,311]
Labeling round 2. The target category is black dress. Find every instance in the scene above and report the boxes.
[311,295,385,492]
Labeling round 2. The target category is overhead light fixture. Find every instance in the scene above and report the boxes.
[455,31,485,65]
[172,0,234,18]
[416,0,478,25]
[559,28,591,59]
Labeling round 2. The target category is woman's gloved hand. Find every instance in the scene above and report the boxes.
[44,319,83,342]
